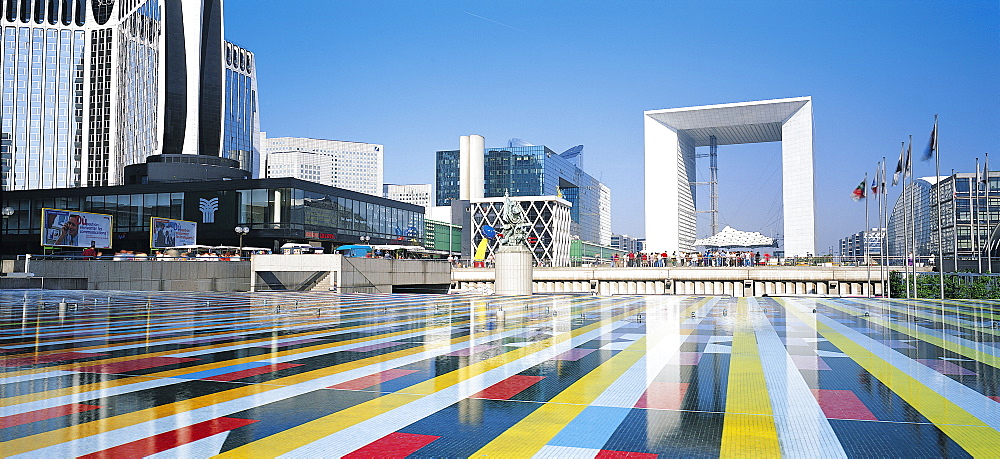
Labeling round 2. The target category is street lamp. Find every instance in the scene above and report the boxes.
[359,235,371,245]
[235,226,249,253]
[2,207,12,234]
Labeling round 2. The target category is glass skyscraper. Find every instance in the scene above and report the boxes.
[435,141,611,245]
[223,41,259,177]
[2,0,257,190]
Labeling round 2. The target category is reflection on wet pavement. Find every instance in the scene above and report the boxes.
[1,291,999,457]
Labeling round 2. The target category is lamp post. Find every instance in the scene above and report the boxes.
[235,226,249,253]
[360,236,370,245]
[2,207,12,232]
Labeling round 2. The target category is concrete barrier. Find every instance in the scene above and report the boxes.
[452,266,923,297]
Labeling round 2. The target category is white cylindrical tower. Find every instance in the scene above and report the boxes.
[469,134,485,199]
[459,135,471,200]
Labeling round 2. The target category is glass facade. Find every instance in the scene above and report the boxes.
[1,178,425,253]
[887,178,935,260]
[435,144,609,245]
[2,22,86,190]
[930,173,1000,259]
[114,0,160,183]
[223,41,258,176]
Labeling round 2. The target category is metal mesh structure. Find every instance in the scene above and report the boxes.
[471,196,572,267]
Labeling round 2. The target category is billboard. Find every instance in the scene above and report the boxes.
[150,217,197,248]
[41,208,113,248]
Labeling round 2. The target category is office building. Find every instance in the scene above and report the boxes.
[435,137,611,246]
[611,234,643,253]
[887,177,937,261]
[223,41,260,177]
[384,184,432,208]
[930,171,1000,262]
[263,135,383,196]
[2,0,257,190]
[838,228,885,264]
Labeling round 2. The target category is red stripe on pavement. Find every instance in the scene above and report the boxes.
[596,449,658,458]
[634,382,689,410]
[0,403,101,428]
[72,356,200,374]
[328,369,418,390]
[204,363,303,381]
[469,375,544,400]
[0,352,108,367]
[77,417,258,459]
[811,389,878,420]
[342,432,439,459]
[987,396,1000,403]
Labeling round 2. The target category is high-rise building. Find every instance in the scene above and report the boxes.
[1,0,258,190]
[435,138,611,245]
[383,184,431,208]
[262,135,383,196]
[223,41,259,177]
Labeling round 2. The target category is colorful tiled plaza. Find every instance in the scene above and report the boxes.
[2,290,999,458]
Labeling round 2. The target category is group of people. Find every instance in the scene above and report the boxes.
[611,250,771,267]
[107,249,243,261]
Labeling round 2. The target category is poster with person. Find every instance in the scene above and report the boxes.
[41,209,112,248]
[150,217,197,248]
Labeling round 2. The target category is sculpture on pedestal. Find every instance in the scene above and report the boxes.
[499,193,530,247]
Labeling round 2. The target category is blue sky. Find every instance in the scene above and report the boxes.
[225,1,999,252]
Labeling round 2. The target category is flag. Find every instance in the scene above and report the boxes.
[871,163,882,194]
[893,142,905,186]
[983,154,990,185]
[922,118,938,161]
[906,139,912,176]
[852,176,867,201]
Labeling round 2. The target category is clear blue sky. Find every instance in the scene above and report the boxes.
[225,1,999,253]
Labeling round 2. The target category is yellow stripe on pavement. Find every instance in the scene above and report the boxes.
[720,298,781,458]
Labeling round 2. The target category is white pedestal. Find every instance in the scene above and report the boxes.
[495,245,533,295]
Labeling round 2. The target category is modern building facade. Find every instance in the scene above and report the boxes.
[384,184,432,208]
[838,227,885,264]
[263,135,383,196]
[887,177,937,261]
[1,0,258,190]
[644,97,816,256]
[470,195,572,267]
[436,138,611,245]
[223,41,259,176]
[0,177,423,255]
[930,171,1000,261]
[424,219,461,255]
[611,234,643,254]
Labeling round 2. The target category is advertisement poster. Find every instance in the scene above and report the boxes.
[41,208,112,248]
[150,217,197,248]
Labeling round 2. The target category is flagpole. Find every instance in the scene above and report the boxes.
[908,136,917,297]
[901,141,910,298]
[933,115,944,299]
[976,157,982,274]
[985,152,991,274]
[952,169,958,273]
[864,172,871,297]
[882,157,889,298]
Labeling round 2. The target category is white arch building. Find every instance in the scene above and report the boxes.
[644,97,816,256]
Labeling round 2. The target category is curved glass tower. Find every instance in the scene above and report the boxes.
[1,0,238,190]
